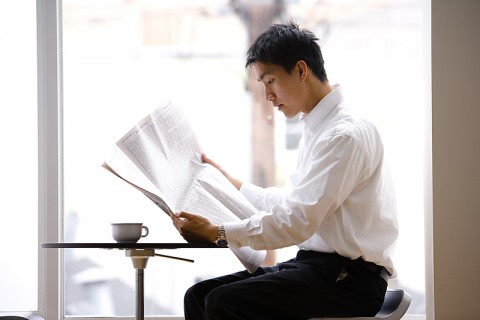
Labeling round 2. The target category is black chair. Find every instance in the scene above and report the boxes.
[309,289,412,320]
[0,312,45,320]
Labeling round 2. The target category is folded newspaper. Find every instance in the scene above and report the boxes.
[102,101,266,273]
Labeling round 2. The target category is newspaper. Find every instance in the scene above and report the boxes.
[102,101,266,273]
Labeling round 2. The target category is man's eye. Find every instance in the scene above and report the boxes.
[267,79,274,85]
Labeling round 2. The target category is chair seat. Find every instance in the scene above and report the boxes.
[0,312,46,320]
[309,289,411,320]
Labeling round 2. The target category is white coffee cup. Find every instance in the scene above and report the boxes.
[111,223,149,243]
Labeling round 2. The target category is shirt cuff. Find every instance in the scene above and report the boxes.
[223,219,249,248]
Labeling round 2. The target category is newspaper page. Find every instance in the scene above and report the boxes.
[104,101,266,273]
[102,162,175,217]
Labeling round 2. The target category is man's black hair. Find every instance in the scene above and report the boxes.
[245,21,328,82]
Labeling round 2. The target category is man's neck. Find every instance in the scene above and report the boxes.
[304,80,333,114]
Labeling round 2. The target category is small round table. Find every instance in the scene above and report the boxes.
[41,242,219,320]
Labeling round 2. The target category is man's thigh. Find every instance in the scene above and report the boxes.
[205,263,337,319]
[205,259,385,320]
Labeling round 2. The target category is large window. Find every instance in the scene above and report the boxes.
[62,0,426,317]
[0,0,38,311]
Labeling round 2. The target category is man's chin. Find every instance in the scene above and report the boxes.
[282,111,300,119]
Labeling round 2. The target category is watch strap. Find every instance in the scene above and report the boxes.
[215,224,228,247]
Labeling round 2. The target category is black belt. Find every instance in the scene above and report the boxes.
[295,250,390,283]
[379,268,390,283]
[354,258,390,283]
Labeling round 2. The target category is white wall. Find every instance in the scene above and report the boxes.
[429,0,480,319]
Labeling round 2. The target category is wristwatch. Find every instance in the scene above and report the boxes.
[214,224,228,247]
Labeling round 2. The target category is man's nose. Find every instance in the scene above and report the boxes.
[265,89,275,102]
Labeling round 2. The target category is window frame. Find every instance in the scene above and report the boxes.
[37,0,63,319]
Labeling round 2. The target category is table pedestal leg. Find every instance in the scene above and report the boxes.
[126,249,155,320]
[136,268,144,320]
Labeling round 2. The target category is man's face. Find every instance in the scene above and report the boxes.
[253,61,305,118]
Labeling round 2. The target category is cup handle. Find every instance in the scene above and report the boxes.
[141,225,149,238]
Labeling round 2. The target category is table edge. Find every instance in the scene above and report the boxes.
[40,242,219,249]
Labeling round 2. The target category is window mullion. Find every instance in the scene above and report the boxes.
[37,0,64,319]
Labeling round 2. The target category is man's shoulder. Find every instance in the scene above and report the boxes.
[322,112,381,152]
[326,108,369,135]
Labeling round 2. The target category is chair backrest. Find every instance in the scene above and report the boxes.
[377,289,411,319]
[375,289,412,320]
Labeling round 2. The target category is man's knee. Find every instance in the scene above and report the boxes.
[185,280,212,306]
[204,286,232,318]
[184,281,217,320]
[184,284,197,304]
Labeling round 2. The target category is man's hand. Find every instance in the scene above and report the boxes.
[202,154,243,190]
[171,211,218,243]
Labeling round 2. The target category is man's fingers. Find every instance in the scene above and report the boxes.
[176,211,195,220]
[202,154,220,169]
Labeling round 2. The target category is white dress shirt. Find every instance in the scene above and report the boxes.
[224,85,398,275]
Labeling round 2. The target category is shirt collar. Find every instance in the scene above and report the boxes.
[300,84,343,132]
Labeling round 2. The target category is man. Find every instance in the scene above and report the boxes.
[171,21,398,320]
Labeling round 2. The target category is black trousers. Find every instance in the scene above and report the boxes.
[184,250,388,320]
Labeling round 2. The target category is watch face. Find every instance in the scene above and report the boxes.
[216,239,228,247]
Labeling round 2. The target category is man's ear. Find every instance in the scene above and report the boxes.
[296,60,308,80]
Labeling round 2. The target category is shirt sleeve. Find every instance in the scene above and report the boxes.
[239,183,286,212]
[224,133,370,250]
